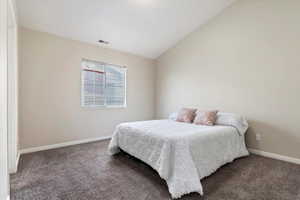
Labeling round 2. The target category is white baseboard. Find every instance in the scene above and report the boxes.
[16,152,20,167]
[20,136,111,155]
[248,148,300,165]
[18,139,300,166]
[9,152,20,174]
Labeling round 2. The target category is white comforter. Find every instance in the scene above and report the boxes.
[108,120,249,198]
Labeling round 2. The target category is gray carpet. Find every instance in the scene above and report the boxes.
[10,140,300,200]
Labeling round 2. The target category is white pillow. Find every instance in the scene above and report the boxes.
[168,112,178,121]
[215,112,248,135]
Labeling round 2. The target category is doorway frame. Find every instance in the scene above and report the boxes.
[7,0,19,174]
[0,0,9,199]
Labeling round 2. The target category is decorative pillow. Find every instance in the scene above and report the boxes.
[215,112,248,135]
[193,110,218,126]
[176,108,197,123]
[168,112,178,121]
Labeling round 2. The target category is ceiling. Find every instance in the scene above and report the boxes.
[17,0,236,59]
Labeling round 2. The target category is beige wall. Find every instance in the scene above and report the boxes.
[156,0,300,159]
[19,27,156,149]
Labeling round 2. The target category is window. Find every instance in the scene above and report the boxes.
[81,59,126,107]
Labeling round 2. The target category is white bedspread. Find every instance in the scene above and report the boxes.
[108,120,249,198]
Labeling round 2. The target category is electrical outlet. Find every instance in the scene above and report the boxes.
[256,133,261,141]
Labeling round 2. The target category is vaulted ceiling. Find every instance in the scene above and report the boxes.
[17,0,236,59]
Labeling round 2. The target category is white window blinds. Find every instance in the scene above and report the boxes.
[81,59,126,107]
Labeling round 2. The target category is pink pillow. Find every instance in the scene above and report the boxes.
[176,108,197,123]
[194,110,218,126]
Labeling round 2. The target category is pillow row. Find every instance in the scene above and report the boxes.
[176,108,218,126]
[169,109,249,135]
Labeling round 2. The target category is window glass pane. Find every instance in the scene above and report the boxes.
[83,96,95,106]
[81,59,126,107]
[83,71,95,95]
[105,65,125,106]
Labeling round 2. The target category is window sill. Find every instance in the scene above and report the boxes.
[81,105,127,109]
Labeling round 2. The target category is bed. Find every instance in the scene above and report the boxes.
[108,117,249,198]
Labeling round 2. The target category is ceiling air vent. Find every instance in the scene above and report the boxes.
[98,40,109,44]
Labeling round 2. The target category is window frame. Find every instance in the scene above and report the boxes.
[81,58,127,109]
